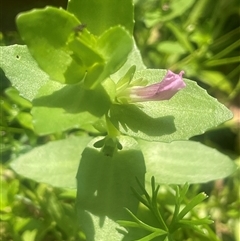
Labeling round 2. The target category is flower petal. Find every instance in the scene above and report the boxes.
[130,70,186,102]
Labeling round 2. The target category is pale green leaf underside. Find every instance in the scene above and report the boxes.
[10,136,236,189]
[139,139,236,184]
[10,135,92,188]
[110,69,233,142]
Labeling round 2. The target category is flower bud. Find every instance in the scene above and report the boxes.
[129,70,186,102]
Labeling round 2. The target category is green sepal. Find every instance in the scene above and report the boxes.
[116,65,136,91]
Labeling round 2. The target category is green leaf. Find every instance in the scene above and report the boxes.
[138,140,236,184]
[67,35,104,68]
[177,192,208,220]
[110,41,146,81]
[178,218,213,225]
[97,27,132,70]
[0,45,49,101]
[31,79,113,135]
[76,136,146,220]
[16,6,133,88]
[10,135,92,188]
[67,0,134,35]
[84,26,133,88]
[16,6,86,84]
[110,69,233,142]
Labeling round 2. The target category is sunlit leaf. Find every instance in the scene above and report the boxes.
[138,140,236,184]
[16,7,86,84]
[0,45,49,101]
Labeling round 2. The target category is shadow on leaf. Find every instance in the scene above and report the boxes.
[76,137,146,240]
[33,81,111,117]
[110,104,176,137]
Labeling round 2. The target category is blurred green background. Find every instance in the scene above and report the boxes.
[1,0,239,240]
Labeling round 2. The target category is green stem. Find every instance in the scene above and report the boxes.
[105,114,120,137]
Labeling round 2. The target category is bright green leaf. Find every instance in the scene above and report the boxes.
[16,6,86,84]
[84,26,133,88]
[178,218,213,226]
[110,42,146,81]
[138,140,236,184]
[84,26,133,89]
[110,69,233,142]
[97,27,132,70]
[67,0,134,35]
[10,135,92,188]
[177,192,208,220]
[67,36,104,68]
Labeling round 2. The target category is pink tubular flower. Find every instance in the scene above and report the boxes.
[129,70,186,102]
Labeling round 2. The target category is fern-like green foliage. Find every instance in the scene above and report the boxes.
[118,177,213,241]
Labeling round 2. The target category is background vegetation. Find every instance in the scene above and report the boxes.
[1,0,239,240]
